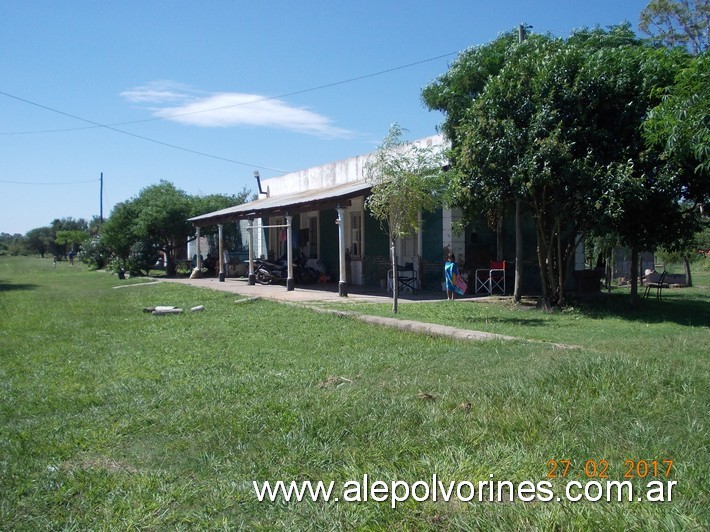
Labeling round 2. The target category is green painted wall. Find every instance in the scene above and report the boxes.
[465,206,541,294]
[421,209,443,263]
[361,209,390,286]
[420,209,444,289]
[319,209,339,279]
[364,209,389,257]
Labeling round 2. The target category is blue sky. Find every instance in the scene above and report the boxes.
[1,0,651,235]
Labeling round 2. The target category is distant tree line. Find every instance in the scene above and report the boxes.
[4,181,251,277]
[1,217,96,259]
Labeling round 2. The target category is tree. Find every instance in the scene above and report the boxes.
[642,50,709,289]
[55,230,89,252]
[365,124,447,313]
[101,200,140,269]
[192,188,253,254]
[656,223,710,285]
[99,182,252,276]
[0,233,25,256]
[24,227,54,257]
[130,181,193,276]
[640,0,709,55]
[423,26,694,307]
[644,52,709,198]
[49,217,89,258]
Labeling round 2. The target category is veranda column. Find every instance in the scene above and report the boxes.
[218,223,225,282]
[195,226,202,275]
[286,215,294,291]
[336,206,347,297]
[248,218,256,285]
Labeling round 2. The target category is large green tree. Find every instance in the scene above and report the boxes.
[642,51,709,285]
[424,26,694,307]
[24,227,54,257]
[100,201,140,269]
[644,52,709,194]
[130,181,193,276]
[100,182,251,276]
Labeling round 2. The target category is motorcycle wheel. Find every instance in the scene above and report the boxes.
[255,269,273,285]
[302,268,318,284]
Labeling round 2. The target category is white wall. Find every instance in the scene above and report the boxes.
[262,135,445,196]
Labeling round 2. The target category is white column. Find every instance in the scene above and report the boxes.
[248,218,255,285]
[218,223,225,282]
[336,206,347,297]
[443,207,465,266]
[286,215,294,291]
[195,227,202,271]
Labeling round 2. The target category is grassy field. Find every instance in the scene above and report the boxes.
[1,257,708,530]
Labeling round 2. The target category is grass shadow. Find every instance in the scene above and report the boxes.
[0,280,39,292]
[575,292,710,327]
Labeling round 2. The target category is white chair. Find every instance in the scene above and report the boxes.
[474,260,506,295]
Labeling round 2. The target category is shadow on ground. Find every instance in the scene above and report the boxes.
[573,291,710,328]
[0,280,39,292]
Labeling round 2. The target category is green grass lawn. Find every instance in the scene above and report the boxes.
[1,257,708,530]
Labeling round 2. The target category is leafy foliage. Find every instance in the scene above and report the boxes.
[644,52,710,186]
[365,124,447,241]
[423,25,701,306]
[99,181,251,275]
[365,124,447,312]
[640,0,709,55]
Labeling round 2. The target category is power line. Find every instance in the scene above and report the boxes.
[0,51,458,136]
[0,89,289,173]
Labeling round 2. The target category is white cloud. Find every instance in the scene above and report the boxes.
[122,82,352,139]
[120,81,198,104]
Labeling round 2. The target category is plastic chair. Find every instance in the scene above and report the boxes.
[475,260,506,295]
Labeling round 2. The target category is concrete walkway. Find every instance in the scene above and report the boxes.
[155,276,527,344]
[162,276,462,304]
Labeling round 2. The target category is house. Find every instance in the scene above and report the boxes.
[189,135,583,296]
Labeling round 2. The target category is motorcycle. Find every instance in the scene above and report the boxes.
[254,259,288,285]
[254,253,320,285]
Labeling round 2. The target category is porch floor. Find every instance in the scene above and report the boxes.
[161,276,480,304]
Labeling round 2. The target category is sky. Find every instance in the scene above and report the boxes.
[1,0,652,235]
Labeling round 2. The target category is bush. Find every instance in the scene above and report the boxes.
[78,235,109,270]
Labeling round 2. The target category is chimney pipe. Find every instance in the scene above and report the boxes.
[254,171,267,196]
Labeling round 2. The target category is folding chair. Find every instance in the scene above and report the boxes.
[474,260,506,295]
[643,270,668,301]
[387,265,418,295]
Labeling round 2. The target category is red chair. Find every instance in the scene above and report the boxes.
[474,260,506,295]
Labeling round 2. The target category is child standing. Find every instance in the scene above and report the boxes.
[444,252,465,300]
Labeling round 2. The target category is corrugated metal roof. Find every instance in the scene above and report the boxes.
[189,180,371,225]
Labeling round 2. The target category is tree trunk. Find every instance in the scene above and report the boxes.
[496,210,504,262]
[514,199,523,303]
[391,240,399,314]
[535,223,552,312]
[556,218,565,306]
[546,228,556,305]
[630,247,639,307]
[165,249,177,277]
[683,255,693,287]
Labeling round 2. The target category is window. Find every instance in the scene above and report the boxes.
[350,212,362,258]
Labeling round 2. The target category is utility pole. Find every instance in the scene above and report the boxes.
[99,172,104,224]
[514,23,531,303]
